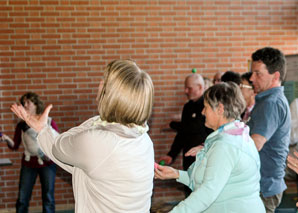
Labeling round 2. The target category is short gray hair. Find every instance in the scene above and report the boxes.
[204,82,245,120]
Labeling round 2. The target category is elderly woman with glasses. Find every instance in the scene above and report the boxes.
[155,82,265,213]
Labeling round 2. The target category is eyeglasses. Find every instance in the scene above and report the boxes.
[240,84,253,89]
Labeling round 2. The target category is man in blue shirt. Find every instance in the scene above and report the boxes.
[247,47,291,213]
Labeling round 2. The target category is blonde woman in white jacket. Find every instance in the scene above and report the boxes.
[11,59,155,213]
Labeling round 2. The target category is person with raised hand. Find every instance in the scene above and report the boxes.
[11,59,155,213]
[9,92,59,213]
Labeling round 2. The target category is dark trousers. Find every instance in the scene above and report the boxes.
[16,164,56,213]
[260,192,283,213]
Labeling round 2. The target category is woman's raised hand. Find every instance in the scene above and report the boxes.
[10,104,53,133]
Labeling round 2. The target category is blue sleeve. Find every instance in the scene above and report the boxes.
[177,162,197,189]
[249,100,280,140]
[177,170,190,187]
[170,141,239,213]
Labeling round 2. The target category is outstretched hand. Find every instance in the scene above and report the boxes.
[185,144,204,157]
[154,163,179,180]
[10,103,53,133]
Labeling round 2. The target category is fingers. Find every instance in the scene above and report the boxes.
[40,104,52,121]
[154,165,179,180]
[154,167,170,180]
[165,158,172,164]
[154,164,168,179]
[185,150,193,157]
[288,164,297,174]
[159,156,172,165]
[287,155,298,174]
[17,104,31,124]
[44,104,53,115]
[185,145,203,157]
[11,103,45,133]
[10,103,25,120]
[288,155,298,165]
[185,148,197,156]
[19,105,30,121]
[154,166,164,179]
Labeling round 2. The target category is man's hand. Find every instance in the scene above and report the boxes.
[185,144,204,157]
[158,155,173,165]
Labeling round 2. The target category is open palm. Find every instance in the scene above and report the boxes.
[10,103,53,133]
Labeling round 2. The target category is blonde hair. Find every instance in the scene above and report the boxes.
[97,59,154,126]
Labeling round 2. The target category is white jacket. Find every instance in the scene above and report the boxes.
[37,116,154,213]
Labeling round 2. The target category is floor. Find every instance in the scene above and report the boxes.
[275,193,297,213]
[150,193,298,213]
[39,193,298,213]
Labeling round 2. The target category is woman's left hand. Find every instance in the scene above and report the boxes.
[154,163,179,180]
[11,103,53,133]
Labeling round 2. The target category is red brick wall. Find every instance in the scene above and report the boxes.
[1,0,298,211]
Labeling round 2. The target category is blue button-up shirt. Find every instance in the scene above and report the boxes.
[248,86,291,197]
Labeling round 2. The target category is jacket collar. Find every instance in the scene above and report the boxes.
[92,116,149,138]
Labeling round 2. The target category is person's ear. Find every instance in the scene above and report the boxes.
[217,103,224,115]
[273,71,280,82]
[198,84,204,93]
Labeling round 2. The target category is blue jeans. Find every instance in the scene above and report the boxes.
[16,164,56,213]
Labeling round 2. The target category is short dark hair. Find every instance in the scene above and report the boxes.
[20,92,44,114]
[241,72,253,86]
[221,71,241,85]
[251,47,286,82]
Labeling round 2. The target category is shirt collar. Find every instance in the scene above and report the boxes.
[255,86,284,101]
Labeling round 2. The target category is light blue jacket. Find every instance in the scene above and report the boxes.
[171,121,265,213]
